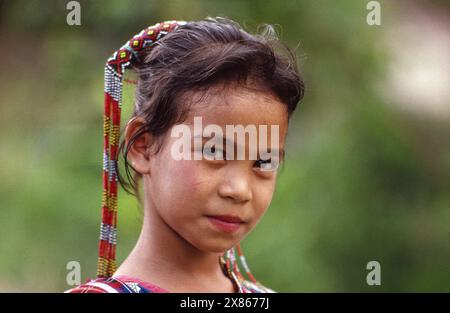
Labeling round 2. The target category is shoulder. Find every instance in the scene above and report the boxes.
[64,276,168,293]
[240,280,276,293]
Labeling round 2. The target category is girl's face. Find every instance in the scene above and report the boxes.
[138,86,288,253]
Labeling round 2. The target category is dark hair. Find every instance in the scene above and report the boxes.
[117,17,305,202]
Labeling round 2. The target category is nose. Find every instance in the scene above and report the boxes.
[218,167,253,203]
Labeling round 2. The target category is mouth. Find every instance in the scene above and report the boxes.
[205,215,246,233]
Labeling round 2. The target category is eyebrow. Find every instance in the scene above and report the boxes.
[194,134,285,161]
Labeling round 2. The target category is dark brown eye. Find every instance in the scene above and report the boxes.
[254,158,279,171]
[254,158,270,167]
[203,145,225,160]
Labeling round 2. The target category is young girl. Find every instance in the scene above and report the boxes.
[66,17,304,293]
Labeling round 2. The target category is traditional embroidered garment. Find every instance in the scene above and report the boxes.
[65,276,273,293]
[65,276,169,293]
[82,19,273,293]
[65,257,275,293]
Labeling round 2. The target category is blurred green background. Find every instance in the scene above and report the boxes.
[0,0,448,292]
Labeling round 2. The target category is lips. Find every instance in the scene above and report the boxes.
[206,215,246,233]
[208,215,244,223]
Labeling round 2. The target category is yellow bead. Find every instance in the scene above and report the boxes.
[103,116,110,134]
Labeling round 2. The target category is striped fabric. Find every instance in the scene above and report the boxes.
[65,275,275,293]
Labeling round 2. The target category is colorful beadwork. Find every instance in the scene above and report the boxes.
[97,20,186,278]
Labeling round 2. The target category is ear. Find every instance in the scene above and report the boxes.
[124,116,154,175]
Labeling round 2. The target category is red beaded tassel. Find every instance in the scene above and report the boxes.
[96,21,186,278]
[236,243,259,284]
[222,243,266,292]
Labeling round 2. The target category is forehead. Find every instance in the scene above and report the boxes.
[183,86,289,135]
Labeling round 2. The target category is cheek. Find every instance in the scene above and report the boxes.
[253,180,276,219]
[169,160,209,195]
[155,158,212,215]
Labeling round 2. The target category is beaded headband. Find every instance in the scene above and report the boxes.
[96,20,263,289]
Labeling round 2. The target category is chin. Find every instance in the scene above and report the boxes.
[191,237,239,254]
